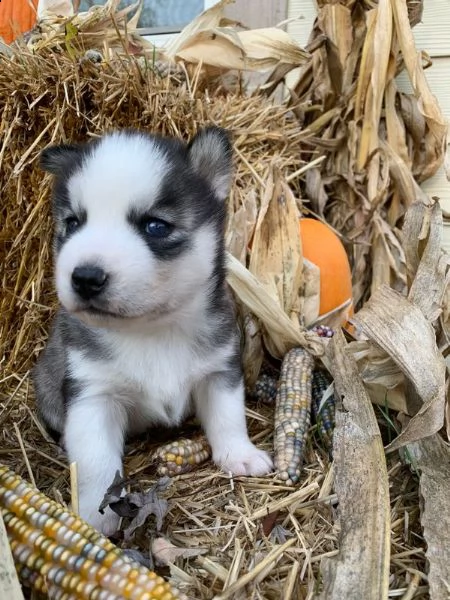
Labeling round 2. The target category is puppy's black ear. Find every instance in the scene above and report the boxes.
[187,126,233,201]
[40,144,84,176]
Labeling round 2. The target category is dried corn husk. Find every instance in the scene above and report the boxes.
[28,0,151,56]
[37,0,73,19]
[163,0,309,71]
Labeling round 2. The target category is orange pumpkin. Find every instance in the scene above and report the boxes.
[0,0,38,45]
[299,218,353,320]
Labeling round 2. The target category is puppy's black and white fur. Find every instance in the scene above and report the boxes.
[33,127,273,534]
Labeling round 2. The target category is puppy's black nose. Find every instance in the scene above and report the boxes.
[71,265,108,300]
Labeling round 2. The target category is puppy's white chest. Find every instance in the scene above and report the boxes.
[69,332,199,427]
[111,333,198,424]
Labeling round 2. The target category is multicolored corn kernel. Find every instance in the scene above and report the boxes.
[249,373,278,404]
[274,347,314,486]
[311,325,335,338]
[0,464,186,600]
[154,437,211,476]
[311,369,336,451]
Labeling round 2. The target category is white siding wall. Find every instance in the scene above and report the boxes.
[287,0,450,251]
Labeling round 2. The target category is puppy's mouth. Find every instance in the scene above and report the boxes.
[67,297,178,322]
[83,305,122,318]
[75,302,156,320]
[70,301,128,319]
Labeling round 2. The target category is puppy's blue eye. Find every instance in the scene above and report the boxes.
[144,218,173,238]
[65,217,80,235]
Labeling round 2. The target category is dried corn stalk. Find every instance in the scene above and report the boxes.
[265,0,447,308]
[348,199,450,599]
[318,330,390,600]
[0,510,24,600]
[406,434,450,600]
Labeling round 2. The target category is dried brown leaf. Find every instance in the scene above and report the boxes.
[317,4,352,91]
[164,0,235,56]
[399,94,426,147]
[384,75,410,168]
[122,478,171,540]
[98,470,127,513]
[371,230,393,295]
[100,474,172,539]
[319,5,352,69]
[356,346,404,391]
[240,308,264,389]
[407,0,424,28]
[226,190,258,264]
[381,140,429,207]
[304,168,328,217]
[364,382,407,414]
[164,1,309,73]
[356,1,393,169]
[371,214,407,295]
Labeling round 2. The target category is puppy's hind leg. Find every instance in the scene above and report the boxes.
[194,374,273,477]
[64,396,127,536]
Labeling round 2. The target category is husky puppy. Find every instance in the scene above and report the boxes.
[33,127,273,534]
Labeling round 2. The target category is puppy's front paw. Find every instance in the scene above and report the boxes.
[214,441,273,477]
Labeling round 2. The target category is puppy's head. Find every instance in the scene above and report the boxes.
[41,127,233,326]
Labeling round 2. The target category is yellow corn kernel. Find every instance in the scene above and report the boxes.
[154,437,211,477]
[0,464,186,600]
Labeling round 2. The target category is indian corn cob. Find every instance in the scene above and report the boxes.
[311,369,336,451]
[274,347,314,485]
[311,325,334,338]
[152,339,334,479]
[248,359,280,404]
[250,372,278,404]
[154,437,211,477]
[0,464,186,600]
